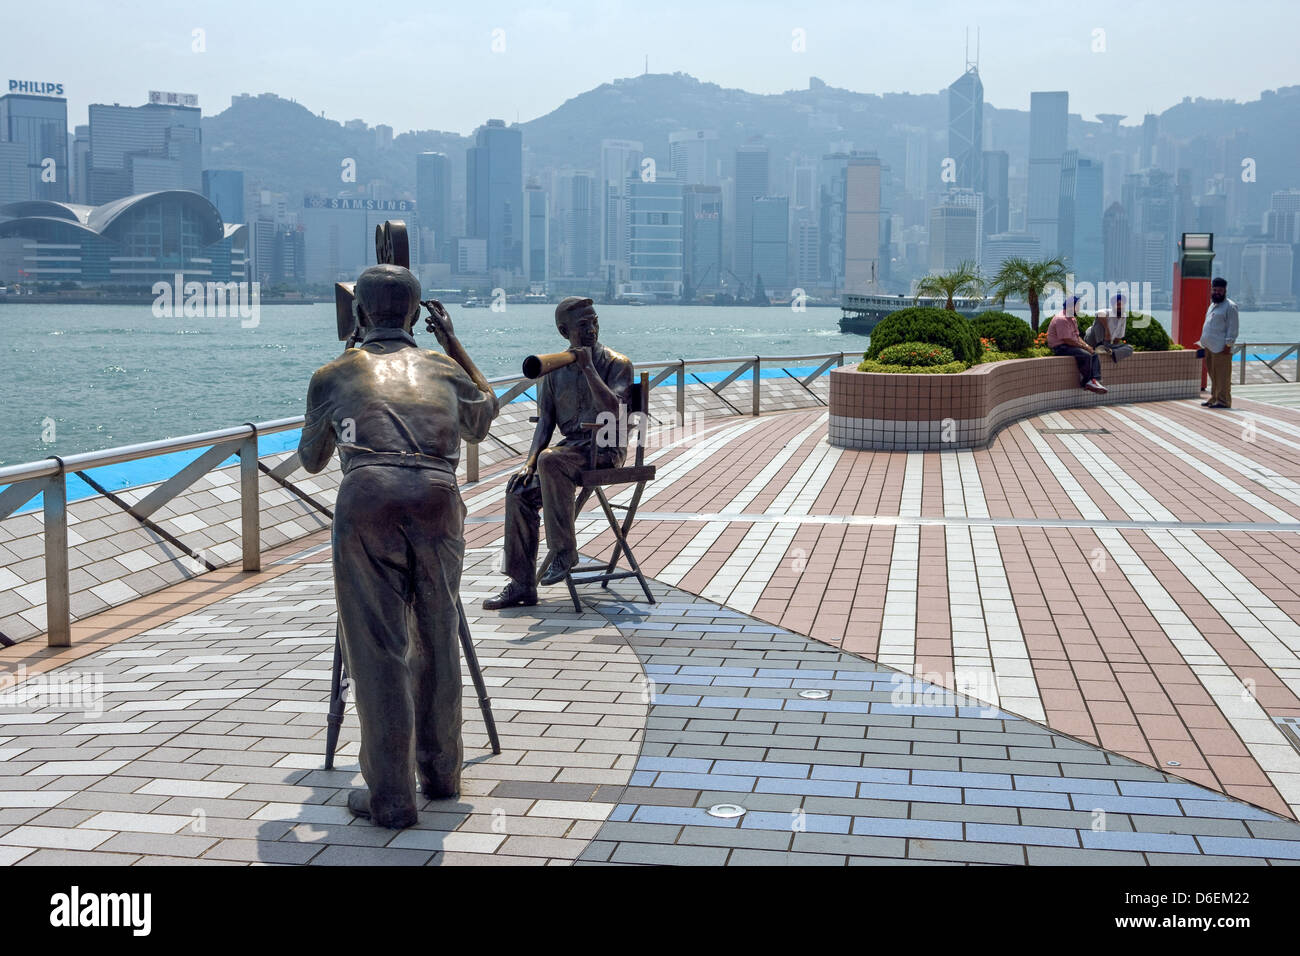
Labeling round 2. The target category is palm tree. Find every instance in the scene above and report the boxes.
[988,256,1069,332]
[913,261,983,311]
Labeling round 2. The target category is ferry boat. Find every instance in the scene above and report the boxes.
[460,295,484,309]
[839,292,997,336]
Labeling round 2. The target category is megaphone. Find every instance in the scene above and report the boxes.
[522,351,579,379]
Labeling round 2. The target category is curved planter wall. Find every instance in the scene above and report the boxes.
[828,350,1202,451]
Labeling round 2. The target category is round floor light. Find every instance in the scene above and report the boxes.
[707,804,746,819]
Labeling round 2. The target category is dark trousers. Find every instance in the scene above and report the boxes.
[332,465,466,819]
[502,442,622,585]
[1053,344,1102,386]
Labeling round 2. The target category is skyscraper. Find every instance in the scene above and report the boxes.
[0,89,70,202]
[1057,155,1103,281]
[522,182,548,287]
[929,197,979,272]
[87,99,201,204]
[683,184,722,293]
[71,125,90,204]
[982,232,1041,277]
[669,130,719,186]
[599,139,642,284]
[981,150,1009,235]
[415,151,451,264]
[751,196,790,296]
[555,169,600,278]
[1241,243,1293,304]
[818,152,849,289]
[844,154,882,291]
[202,169,244,225]
[466,119,523,275]
[1027,91,1068,257]
[733,145,770,286]
[947,66,983,190]
[624,176,683,298]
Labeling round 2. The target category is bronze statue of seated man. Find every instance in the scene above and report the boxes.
[484,296,633,609]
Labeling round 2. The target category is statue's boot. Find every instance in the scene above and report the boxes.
[539,551,578,587]
[347,788,417,829]
[482,579,538,610]
[419,770,461,801]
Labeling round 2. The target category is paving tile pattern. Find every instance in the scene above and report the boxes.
[578,582,1300,865]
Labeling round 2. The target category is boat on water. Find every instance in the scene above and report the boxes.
[460,295,484,309]
[839,292,997,336]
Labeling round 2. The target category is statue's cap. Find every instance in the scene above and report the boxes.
[555,296,594,322]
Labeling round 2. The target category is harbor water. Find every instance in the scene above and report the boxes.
[0,301,1296,466]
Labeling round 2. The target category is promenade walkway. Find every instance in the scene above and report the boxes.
[4,389,1300,864]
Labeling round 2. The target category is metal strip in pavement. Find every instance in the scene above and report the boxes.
[467,512,1300,533]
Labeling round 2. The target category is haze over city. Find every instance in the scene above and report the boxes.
[4,0,1298,133]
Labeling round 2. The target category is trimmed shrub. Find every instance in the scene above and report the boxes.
[1075,312,1170,350]
[977,346,1052,364]
[865,306,981,365]
[876,341,956,367]
[1124,313,1172,351]
[858,358,969,375]
[971,311,1034,353]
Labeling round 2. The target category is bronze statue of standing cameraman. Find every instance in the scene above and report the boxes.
[300,257,499,829]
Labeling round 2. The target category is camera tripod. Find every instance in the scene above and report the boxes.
[324,597,502,768]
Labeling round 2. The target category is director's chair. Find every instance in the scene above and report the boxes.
[537,372,657,612]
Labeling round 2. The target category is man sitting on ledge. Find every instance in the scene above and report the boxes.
[1048,295,1107,394]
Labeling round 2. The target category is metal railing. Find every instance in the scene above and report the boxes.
[1232,343,1300,384]
[0,351,851,647]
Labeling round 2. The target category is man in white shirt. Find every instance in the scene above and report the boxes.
[1198,278,1239,409]
[1086,292,1134,363]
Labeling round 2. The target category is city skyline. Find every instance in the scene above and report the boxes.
[2,0,1298,134]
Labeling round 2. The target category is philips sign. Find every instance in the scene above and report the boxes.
[8,80,64,96]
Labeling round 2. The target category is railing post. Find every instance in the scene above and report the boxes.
[43,464,70,648]
[1238,344,1245,385]
[239,427,261,572]
[466,440,480,483]
[752,357,761,416]
[676,360,686,426]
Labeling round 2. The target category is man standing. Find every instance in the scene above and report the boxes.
[483,296,633,609]
[299,264,499,829]
[1200,277,1239,409]
[1048,295,1107,394]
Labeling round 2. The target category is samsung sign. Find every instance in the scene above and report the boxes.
[8,80,64,96]
[304,197,415,212]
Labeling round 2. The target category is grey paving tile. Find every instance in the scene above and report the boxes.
[1024,845,1147,866]
[203,838,325,864]
[16,848,142,866]
[907,839,1026,865]
[97,831,219,857]
[609,842,730,865]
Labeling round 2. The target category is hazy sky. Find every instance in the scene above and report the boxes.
[5,0,1297,134]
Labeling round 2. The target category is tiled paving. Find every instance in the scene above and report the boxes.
[7,383,1300,862]
[460,394,1300,822]
[581,585,1300,866]
[3,534,1299,864]
[0,545,645,865]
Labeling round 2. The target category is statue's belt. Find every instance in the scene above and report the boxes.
[341,450,457,480]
